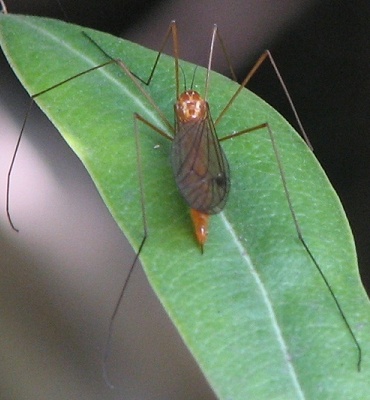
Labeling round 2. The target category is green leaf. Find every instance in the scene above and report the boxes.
[1,13,370,399]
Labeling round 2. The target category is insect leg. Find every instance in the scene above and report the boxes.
[220,121,362,371]
[6,58,117,231]
[209,27,361,370]
[207,26,312,149]
[102,111,172,387]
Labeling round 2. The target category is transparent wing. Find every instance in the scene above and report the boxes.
[171,106,230,214]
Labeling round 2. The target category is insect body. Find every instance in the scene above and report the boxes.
[172,90,230,250]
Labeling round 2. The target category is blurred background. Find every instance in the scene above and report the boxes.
[0,0,369,399]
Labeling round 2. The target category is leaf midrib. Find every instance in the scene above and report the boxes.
[220,212,306,399]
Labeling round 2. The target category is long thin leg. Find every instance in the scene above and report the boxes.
[7,22,182,230]
[6,58,117,231]
[102,236,147,389]
[82,32,174,136]
[7,22,179,386]
[102,111,172,388]
[264,121,362,371]
[121,21,180,98]
[0,0,8,14]
[219,118,362,371]
[203,24,361,370]
[205,25,312,149]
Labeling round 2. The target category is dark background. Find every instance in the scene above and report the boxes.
[0,1,369,399]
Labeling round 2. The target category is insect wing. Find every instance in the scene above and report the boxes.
[171,105,230,214]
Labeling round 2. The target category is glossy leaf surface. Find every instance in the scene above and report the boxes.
[1,13,370,399]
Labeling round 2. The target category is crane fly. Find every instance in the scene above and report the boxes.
[3,11,362,387]
[115,21,313,253]
[173,89,230,250]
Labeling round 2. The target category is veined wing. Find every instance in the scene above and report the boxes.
[171,105,230,214]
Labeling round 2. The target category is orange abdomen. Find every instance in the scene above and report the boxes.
[190,208,209,253]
